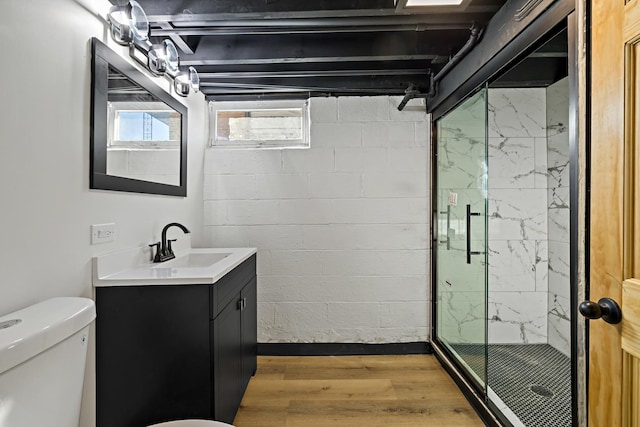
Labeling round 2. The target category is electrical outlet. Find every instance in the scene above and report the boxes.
[91,223,116,244]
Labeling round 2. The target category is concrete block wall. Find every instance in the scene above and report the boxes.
[203,96,430,343]
[107,148,180,185]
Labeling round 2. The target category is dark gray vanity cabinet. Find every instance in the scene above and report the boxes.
[211,271,258,424]
[241,278,258,389]
[95,254,256,427]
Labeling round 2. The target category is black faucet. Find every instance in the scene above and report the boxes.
[149,222,190,263]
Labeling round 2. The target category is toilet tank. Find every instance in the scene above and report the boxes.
[0,297,96,427]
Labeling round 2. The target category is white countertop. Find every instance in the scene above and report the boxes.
[93,246,257,287]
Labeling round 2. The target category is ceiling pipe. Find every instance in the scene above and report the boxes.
[432,22,483,84]
[397,22,483,111]
[397,85,421,111]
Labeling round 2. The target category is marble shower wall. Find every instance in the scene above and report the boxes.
[487,88,549,344]
[546,78,571,356]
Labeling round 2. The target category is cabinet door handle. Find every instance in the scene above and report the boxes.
[237,299,243,310]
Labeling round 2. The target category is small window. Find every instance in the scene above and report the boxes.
[117,112,172,141]
[108,102,181,148]
[210,100,309,149]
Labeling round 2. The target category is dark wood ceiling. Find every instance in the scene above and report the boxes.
[118,0,510,100]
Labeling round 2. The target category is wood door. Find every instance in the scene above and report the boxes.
[589,0,640,425]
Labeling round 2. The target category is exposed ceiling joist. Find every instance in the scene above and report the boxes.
[150,23,473,37]
[179,31,469,64]
[181,56,438,67]
[121,0,512,98]
[138,0,397,16]
[156,22,195,54]
[201,79,409,93]
[148,12,496,26]
[198,69,428,79]
[138,0,504,19]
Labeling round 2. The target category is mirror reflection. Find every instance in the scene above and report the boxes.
[106,66,181,186]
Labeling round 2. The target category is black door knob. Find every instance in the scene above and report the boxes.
[579,298,622,324]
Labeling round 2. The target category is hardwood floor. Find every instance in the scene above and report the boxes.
[233,355,485,427]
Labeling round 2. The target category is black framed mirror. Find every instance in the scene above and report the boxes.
[90,38,187,196]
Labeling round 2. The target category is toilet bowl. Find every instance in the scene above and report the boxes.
[149,421,234,427]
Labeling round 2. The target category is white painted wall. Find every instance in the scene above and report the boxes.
[204,96,430,343]
[0,1,206,426]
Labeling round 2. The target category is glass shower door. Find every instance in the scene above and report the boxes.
[435,88,488,387]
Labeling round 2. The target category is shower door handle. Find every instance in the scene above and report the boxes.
[439,205,451,250]
[466,204,482,264]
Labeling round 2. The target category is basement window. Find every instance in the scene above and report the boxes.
[210,100,310,149]
[108,102,181,148]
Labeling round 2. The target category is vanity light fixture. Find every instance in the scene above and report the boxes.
[174,73,189,96]
[147,40,180,76]
[146,41,173,75]
[147,43,167,75]
[174,66,200,97]
[107,0,149,47]
[189,66,200,93]
[107,1,198,97]
[164,40,180,77]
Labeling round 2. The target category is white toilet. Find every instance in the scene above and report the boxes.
[0,297,96,427]
[0,298,234,427]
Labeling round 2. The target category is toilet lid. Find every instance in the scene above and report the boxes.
[148,420,234,427]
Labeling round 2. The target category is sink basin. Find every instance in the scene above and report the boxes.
[154,252,232,269]
[93,246,256,286]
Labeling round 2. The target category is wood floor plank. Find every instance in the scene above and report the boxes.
[277,355,441,369]
[234,355,483,426]
[254,358,287,380]
[390,373,469,400]
[241,378,397,407]
[233,406,289,427]
[285,400,485,427]
[283,355,444,381]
